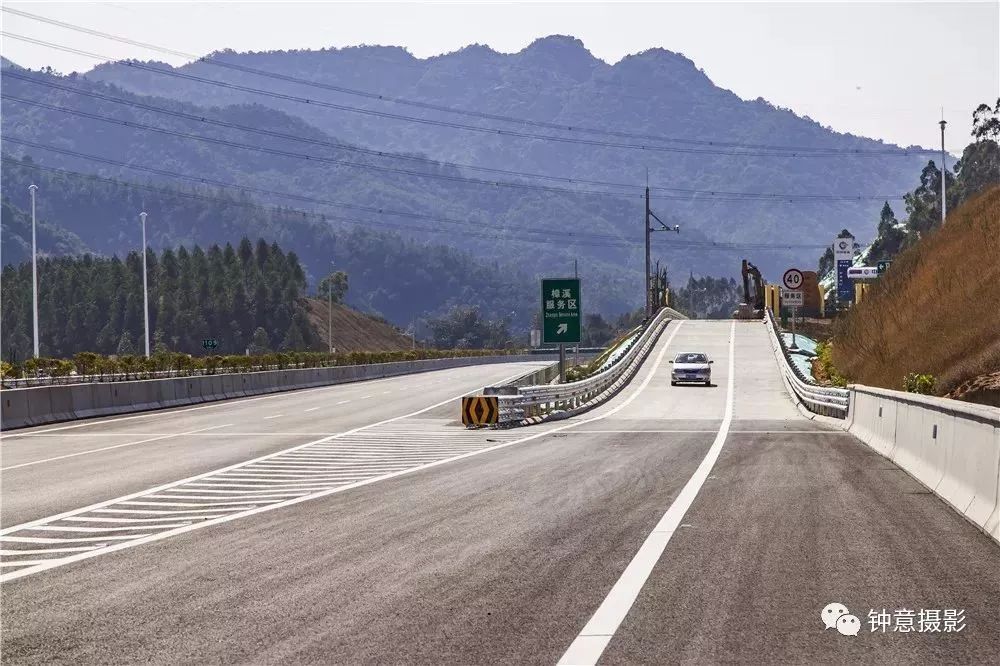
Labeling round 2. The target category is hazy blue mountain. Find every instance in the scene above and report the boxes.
[2,37,932,317]
[84,36,930,253]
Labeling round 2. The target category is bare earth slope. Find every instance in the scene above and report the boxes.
[833,186,1000,404]
[301,298,414,352]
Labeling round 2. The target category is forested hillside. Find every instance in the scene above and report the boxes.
[0,238,318,358]
[0,159,534,326]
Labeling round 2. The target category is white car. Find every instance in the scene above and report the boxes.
[670,352,713,386]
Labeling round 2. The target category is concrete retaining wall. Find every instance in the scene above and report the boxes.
[847,385,1000,544]
[1,354,554,430]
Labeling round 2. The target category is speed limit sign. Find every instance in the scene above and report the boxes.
[782,268,804,290]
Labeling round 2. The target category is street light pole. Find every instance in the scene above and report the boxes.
[328,263,334,354]
[29,184,39,358]
[939,118,948,226]
[140,212,150,357]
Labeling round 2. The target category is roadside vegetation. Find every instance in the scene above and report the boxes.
[0,346,529,384]
[812,99,1000,403]
[832,185,999,397]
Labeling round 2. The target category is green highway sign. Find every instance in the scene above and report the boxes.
[541,278,581,344]
[202,338,219,350]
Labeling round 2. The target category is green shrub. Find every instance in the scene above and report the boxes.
[812,341,848,388]
[903,372,936,395]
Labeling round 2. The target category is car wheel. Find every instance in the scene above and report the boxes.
[671,381,677,386]
[704,380,711,386]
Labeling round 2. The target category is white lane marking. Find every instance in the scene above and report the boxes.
[563,429,845,435]
[558,321,735,666]
[0,362,546,437]
[336,400,351,405]
[65,516,224,524]
[303,407,321,413]
[117,500,260,508]
[0,424,232,471]
[0,546,101,554]
[0,335,671,582]
[262,414,284,420]
[0,366,530,540]
[359,394,374,399]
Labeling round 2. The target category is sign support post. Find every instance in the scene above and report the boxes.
[790,306,798,351]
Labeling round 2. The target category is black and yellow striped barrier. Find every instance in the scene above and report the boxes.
[462,396,498,426]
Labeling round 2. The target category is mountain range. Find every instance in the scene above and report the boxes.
[1,36,934,325]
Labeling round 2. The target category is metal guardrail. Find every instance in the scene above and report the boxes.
[764,309,849,417]
[496,308,673,424]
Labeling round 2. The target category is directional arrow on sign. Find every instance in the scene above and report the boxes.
[556,323,568,334]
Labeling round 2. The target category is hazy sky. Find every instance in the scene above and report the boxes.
[3,1,998,151]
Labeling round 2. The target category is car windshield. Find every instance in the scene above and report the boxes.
[675,353,708,364]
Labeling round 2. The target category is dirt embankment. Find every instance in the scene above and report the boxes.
[832,186,1000,405]
[301,298,414,352]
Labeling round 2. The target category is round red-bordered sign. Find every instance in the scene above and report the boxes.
[782,268,804,290]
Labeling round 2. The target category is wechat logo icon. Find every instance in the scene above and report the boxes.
[822,602,860,637]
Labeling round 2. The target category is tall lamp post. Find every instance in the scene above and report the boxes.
[939,118,948,226]
[29,184,39,358]
[140,212,150,357]
[327,262,335,354]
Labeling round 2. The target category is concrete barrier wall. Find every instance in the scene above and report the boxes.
[848,385,1000,544]
[1,354,555,430]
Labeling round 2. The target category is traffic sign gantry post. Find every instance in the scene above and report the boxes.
[542,278,581,383]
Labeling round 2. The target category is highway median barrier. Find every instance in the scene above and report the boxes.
[1,353,557,430]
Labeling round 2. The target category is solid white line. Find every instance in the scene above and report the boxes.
[65,516,224,524]
[0,334,672,582]
[118,500,259,508]
[558,321,735,666]
[0,546,101,554]
[262,414,284,420]
[0,424,232,470]
[23,525,162,534]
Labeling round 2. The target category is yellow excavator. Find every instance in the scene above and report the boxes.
[735,259,765,319]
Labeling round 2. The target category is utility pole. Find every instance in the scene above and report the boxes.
[327,266,334,355]
[644,185,651,318]
[29,184,40,358]
[939,117,948,226]
[140,212,150,357]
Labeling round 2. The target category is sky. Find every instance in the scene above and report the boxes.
[2,1,998,152]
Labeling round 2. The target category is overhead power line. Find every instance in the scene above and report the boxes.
[3,93,907,205]
[1,149,830,252]
[1,26,935,159]
[1,6,938,156]
[4,70,911,203]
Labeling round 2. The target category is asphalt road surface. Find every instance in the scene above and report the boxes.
[2,321,997,664]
